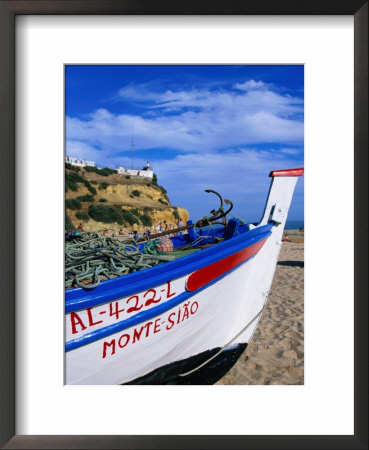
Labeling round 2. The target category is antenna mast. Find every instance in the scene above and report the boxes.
[131,136,134,170]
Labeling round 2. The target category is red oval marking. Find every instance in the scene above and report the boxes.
[186,238,267,292]
[269,168,304,177]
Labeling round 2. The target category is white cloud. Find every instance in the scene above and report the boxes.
[66,78,304,221]
[234,80,267,91]
[279,147,302,155]
[66,140,103,162]
[117,82,301,115]
[67,81,303,156]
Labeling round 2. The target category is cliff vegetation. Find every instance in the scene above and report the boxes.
[65,164,189,233]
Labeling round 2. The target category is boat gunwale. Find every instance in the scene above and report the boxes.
[65,222,274,313]
[65,236,269,352]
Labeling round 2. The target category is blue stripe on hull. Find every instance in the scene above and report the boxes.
[66,289,194,352]
[66,228,271,352]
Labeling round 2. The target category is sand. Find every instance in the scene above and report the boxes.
[216,234,304,385]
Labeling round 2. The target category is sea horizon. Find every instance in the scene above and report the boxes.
[285,220,304,230]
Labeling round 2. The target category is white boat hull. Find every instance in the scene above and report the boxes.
[65,168,303,384]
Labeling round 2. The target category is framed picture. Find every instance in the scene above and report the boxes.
[64,63,305,387]
[1,1,367,448]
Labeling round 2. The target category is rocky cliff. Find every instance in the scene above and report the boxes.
[65,165,189,234]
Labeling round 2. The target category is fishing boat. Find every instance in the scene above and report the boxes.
[65,168,304,385]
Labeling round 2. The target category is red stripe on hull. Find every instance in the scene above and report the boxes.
[269,168,304,177]
[186,238,268,292]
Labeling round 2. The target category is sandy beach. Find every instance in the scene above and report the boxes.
[216,232,304,385]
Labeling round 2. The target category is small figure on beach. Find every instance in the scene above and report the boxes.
[299,227,304,232]
[132,222,139,239]
[177,217,184,235]
[143,229,151,237]
[156,222,162,233]
[119,228,125,236]
[77,223,84,232]
[163,220,169,231]
[282,234,291,242]
[167,223,175,237]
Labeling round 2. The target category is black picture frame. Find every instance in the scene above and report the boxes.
[0,1,367,449]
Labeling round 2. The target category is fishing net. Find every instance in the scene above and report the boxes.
[65,232,174,290]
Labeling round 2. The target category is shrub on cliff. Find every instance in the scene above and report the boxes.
[76,211,89,221]
[140,214,152,227]
[122,208,154,228]
[65,163,80,172]
[121,209,139,226]
[84,180,97,195]
[77,194,95,202]
[84,166,117,176]
[65,213,74,230]
[99,181,109,190]
[88,204,124,225]
[65,198,81,210]
[65,171,98,195]
[65,172,84,191]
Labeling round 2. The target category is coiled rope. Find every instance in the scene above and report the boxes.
[65,232,174,290]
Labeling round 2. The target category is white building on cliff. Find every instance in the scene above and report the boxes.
[117,161,153,179]
[65,156,96,168]
[65,156,153,180]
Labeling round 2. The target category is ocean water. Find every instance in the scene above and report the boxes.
[285,220,304,230]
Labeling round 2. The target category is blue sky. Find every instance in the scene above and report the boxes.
[65,65,304,222]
